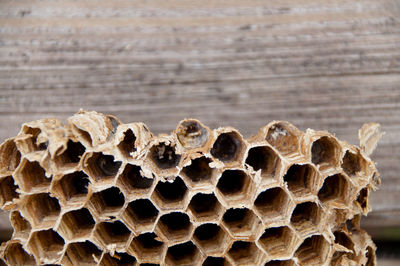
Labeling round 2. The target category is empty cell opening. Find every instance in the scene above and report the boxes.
[318,174,348,204]
[217,170,248,196]
[294,235,329,264]
[182,157,213,183]
[210,132,243,162]
[74,126,92,146]
[150,142,181,169]
[0,176,19,207]
[0,139,21,173]
[54,140,85,167]
[283,164,317,197]
[10,211,31,239]
[254,187,289,219]
[176,119,209,149]
[95,221,131,246]
[342,150,368,177]
[203,257,227,266]
[245,146,280,180]
[130,232,164,260]
[153,177,187,205]
[25,193,61,227]
[58,208,95,240]
[188,193,221,220]
[86,153,122,181]
[264,260,295,266]
[4,242,35,265]
[123,199,159,231]
[356,187,369,210]
[63,241,102,265]
[334,231,354,251]
[266,122,300,156]
[89,187,125,216]
[28,229,65,262]
[193,223,227,253]
[16,160,50,192]
[100,252,137,266]
[158,212,192,240]
[54,171,89,203]
[21,127,44,152]
[118,129,137,157]
[311,136,340,169]
[258,226,295,257]
[290,202,321,233]
[222,208,258,236]
[118,164,153,192]
[166,241,199,264]
[228,241,260,264]
[366,246,375,266]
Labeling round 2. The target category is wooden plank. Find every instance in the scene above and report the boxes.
[0,0,399,236]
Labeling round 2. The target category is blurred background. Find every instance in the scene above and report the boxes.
[0,0,399,264]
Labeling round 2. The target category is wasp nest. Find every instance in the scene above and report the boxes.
[0,111,382,265]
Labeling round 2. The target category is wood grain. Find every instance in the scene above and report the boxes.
[0,0,399,238]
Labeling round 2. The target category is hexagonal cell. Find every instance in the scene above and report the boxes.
[193,223,230,256]
[187,193,223,222]
[222,208,261,240]
[10,211,31,240]
[84,152,122,183]
[334,231,354,252]
[165,241,201,265]
[54,140,85,170]
[266,122,301,157]
[88,187,125,218]
[258,226,299,258]
[156,212,193,245]
[149,142,181,170]
[318,174,350,205]
[294,235,330,265]
[51,171,90,206]
[311,136,341,171]
[283,164,319,198]
[254,187,291,223]
[0,176,19,208]
[14,159,51,193]
[342,150,369,178]
[264,259,296,266]
[203,257,230,266]
[181,157,215,188]
[18,126,46,153]
[93,221,131,249]
[128,232,165,263]
[100,252,137,266]
[216,169,255,206]
[23,193,61,229]
[290,201,322,236]
[210,131,244,163]
[0,139,21,175]
[118,129,137,158]
[122,199,159,234]
[61,241,102,265]
[176,119,210,149]
[57,208,95,241]
[3,241,35,265]
[245,146,282,184]
[27,229,65,264]
[117,164,154,197]
[227,241,264,265]
[151,177,188,210]
[356,187,369,213]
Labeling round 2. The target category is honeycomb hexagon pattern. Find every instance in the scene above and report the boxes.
[0,111,382,265]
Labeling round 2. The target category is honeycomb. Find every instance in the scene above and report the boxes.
[0,111,383,265]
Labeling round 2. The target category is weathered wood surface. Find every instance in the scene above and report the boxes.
[0,0,399,237]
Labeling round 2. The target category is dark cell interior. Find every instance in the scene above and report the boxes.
[203,257,226,266]
[295,235,326,262]
[182,157,213,183]
[245,146,278,176]
[135,232,163,249]
[254,187,285,209]
[264,259,294,266]
[63,208,95,230]
[167,241,197,261]
[102,221,130,237]
[150,142,181,169]
[342,151,362,176]
[4,242,35,265]
[290,202,319,226]
[210,132,242,162]
[334,231,354,251]
[120,164,153,189]
[20,160,51,190]
[223,208,248,224]
[0,176,19,205]
[98,187,125,208]
[95,153,122,177]
[318,174,346,202]
[283,164,314,195]
[217,170,246,195]
[127,199,159,221]
[0,139,21,172]
[357,187,369,210]
[118,129,137,156]
[64,140,85,163]
[29,193,61,222]
[155,177,187,202]
[260,226,285,242]
[160,212,191,232]
[66,241,102,262]
[189,193,218,214]
[61,171,89,200]
[105,252,137,265]
[311,136,337,166]
[229,241,251,254]
[194,223,220,241]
